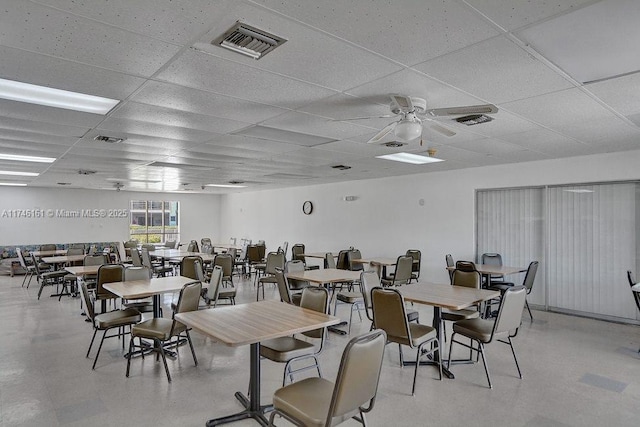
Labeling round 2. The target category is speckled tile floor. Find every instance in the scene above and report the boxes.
[1,273,639,426]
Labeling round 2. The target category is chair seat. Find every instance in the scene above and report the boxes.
[336,291,363,304]
[132,318,184,341]
[441,308,480,322]
[488,282,515,293]
[258,276,277,284]
[94,308,141,329]
[272,377,352,427]
[260,336,315,362]
[452,318,497,343]
[42,270,67,279]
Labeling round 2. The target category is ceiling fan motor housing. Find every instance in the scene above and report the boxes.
[391,97,427,115]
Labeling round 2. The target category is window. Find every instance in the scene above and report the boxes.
[129,200,179,244]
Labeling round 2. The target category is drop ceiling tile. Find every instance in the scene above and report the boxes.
[254,0,500,65]
[111,102,250,134]
[449,110,540,138]
[559,116,640,145]
[587,72,640,116]
[132,81,288,124]
[97,117,218,143]
[499,128,595,157]
[261,111,372,140]
[193,2,402,91]
[0,131,78,147]
[185,144,272,161]
[0,139,74,154]
[205,135,299,154]
[32,0,225,44]
[0,117,89,138]
[432,145,505,166]
[298,93,395,129]
[465,0,595,31]
[0,1,181,76]
[493,150,550,163]
[448,137,525,155]
[0,45,146,101]
[156,49,337,108]
[265,147,362,167]
[502,88,620,129]
[0,99,104,128]
[314,140,406,157]
[415,36,574,104]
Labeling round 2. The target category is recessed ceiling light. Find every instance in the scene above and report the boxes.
[0,182,27,186]
[0,153,56,163]
[564,189,594,193]
[0,170,39,176]
[0,78,120,114]
[205,184,248,188]
[376,152,444,165]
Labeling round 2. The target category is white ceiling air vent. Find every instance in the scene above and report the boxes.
[94,135,125,144]
[212,22,287,60]
[383,141,406,148]
[455,114,494,126]
[78,169,96,175]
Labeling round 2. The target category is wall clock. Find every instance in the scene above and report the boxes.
[302,200,313,215]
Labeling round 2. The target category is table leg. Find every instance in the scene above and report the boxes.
[206,343,271,426]
[326,282,348,335]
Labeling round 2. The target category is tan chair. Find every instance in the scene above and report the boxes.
[141,247,172,277]
[445,254,455,281]
[206,265,236,307]
[455,260,477,272]
[187,240,199,252]
[16,247,36,288]
[39,244,57,252]
[260,287,329,386]
[346,249,364,272]
[481,252,504,286]
[489,261,539,320]
[447,286,527,388]
[256,251,285,300]
[406,249,421,283]
[291,243,305,263]
[371,287,441,395]
[80,281,141,369]
[95,264,124,313]
[268,329,387,427]
[130,248,143,267]
[180,255,204,280]
[441,269,482,323]
[126,281,202,382]
[360,270,418,326]
[60,247,85,299]
[381,255,413,287]
[285,260,309,294]
[213,253,234,287]
[325,252,336,269]
[32,253,67,300]
[121,267,154,314]
[275,267,300,306]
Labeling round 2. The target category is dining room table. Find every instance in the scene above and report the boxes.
[31,249,67,257]
[398,282,500,379]
[447,263,527,288]
[175,300,340,426]
[41,254,86,265]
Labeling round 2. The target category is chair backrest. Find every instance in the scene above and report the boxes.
[247,245,261,263]
[239,242,249,260]
[371,287,410,343]
[16,247,28,269]
[79,281,96,322]
[281,242,289,258]
[325,252,336,269]
[172,281,203,333]
[445,254,455,280]
[493,285,527,338]
[256,242,266,260]
[141,248,153,269]
[68,243,85,251]
[193,260,207,282]
[451,269,482,289]
[84,254,108,266]
[275,268,293,304]
[406,249,421,273]
[129,248,142,266]
[628,270,640,310]
[481,253,502,266]
[285,259,307,288]
[300,287,329,339]
[359,271,379,321]
[187,240,199,253]
[392,256,413,284]
[124,266,151,281]
[88,244,97,255]
[522,261,539,294]
[265,252,285,275]
[214,254,233,278]
[227,248,238,259]
[201,243,213,254]
[141,244,155,252]
[291,244,305,262]
[346,249,363,271]
[97,264,124,295]
[117,242,128,262]
[326,329,387,426]
[336,250,350,270]
[181,256,204,280]
[124,240,138,249]
[455,260,477,272]
[30,253,44,275]
[40,244,56,252]
[201,238,212,246]
[164,240,178,249]
[66,247,85,265]
[208,266,223,304]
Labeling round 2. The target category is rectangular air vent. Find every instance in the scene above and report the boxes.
[94,135,125,143]
[212,22,287,60]
[331,165,351,170]
[455,114,494,126]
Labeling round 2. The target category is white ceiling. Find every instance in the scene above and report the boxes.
[1,0,639,193]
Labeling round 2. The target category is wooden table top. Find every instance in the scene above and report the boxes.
[301,252,338,259]
[64,265,101,276]
[446,264,527,276]
[399,283,500,311]
[211,243,239,250]
[103,275,195,299]
[149,249,216,262]
[31,249,67,257]
[286,268,361,284]
[176,300,340,347]
[42,254,86,264]
[352,257,399,266]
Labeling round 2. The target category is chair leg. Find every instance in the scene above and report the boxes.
[86,328,98,358]
[412,346,421,396]
[92,329,108,370]
[525,298,533,321]
[37,278,47,300]
[157,339,172,382]
[126,335,134,377]
[185,330,198,366]
[398,344,404,367]
[507,337,522,379]
[478,342,492,389]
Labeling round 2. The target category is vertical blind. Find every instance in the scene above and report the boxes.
[477,183,640,321]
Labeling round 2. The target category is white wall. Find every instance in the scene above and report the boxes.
[0,187,221,246]
[220,150,640,291]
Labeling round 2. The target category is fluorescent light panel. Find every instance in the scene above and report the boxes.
[0,78,119,114]
[0,170,39,176]
[564,189,594,193]
[376,152,444,165]
[0,153,56,163]
[0,182,27,186]
[205,184,247,188]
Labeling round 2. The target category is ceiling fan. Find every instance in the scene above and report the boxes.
[338,94,498,144]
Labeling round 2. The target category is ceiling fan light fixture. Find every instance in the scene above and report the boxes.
[394,120,422,141]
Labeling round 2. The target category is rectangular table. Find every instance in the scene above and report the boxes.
[399,283,500,379]
[42,254,86,264]
[64,265,101,276]
[149,249,216,262]
[31,249,67,257]
[176,300,340,426]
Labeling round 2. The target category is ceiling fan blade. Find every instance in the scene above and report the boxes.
[429,123,456,137]
[390,94,414,113]
[367,123,396,144]
[426,104,498,117]
[329,114,395,122]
